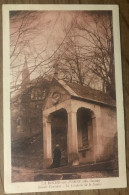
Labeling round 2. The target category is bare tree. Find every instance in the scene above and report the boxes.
[10,11,59,93]
[75,11,115,99]
[10,11,74,95]
[54,26,101,90]
[55,11,116,99]
[10,11,116,100]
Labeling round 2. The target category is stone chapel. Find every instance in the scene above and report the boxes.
[43,78,117,168]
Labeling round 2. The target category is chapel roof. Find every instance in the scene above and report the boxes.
[56,79,116,107]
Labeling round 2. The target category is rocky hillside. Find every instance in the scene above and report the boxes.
[11,131,43,170]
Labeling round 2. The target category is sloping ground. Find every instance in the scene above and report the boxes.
[12,160,118,182]
[11,131,43,170]
[11,131,118,182]
[11,130,67,169]
[35,160,118,174]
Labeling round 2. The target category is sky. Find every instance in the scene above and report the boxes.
[10,11,74,86]
[10,10,113,93]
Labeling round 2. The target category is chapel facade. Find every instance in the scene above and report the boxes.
[43,78,117,167]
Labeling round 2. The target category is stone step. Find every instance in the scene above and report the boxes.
[34,173,81,181]
[35,159,118,174]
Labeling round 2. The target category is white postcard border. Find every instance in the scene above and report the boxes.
[3,4,127,194]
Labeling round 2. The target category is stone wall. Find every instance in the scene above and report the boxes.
[96,106,117,161]
[69,99,117,164]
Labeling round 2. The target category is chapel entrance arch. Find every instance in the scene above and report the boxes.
[49,108,68,166]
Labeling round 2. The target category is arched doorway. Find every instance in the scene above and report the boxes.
[77,107,95,163]
[50,108,68,166]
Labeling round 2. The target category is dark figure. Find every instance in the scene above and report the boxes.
[50,144,61,168]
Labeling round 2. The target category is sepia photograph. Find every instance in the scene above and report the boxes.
[3,4,126,194]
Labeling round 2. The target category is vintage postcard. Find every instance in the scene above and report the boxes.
[3,4,127,194]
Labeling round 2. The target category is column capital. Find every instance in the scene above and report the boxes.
[43,114,51,123]
[67,110,77,114]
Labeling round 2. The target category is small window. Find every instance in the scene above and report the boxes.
[17,118,21,126]
[82,152,86,158]
[82,125,88,147]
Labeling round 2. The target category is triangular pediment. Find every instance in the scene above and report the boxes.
[43,79,71,110]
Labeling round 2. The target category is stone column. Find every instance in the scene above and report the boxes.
[43,115,52,168]
[91,116,97,162]
[67,111,79,165]
[94,106,102,161]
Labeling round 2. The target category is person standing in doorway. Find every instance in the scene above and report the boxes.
[50,144,61,168]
